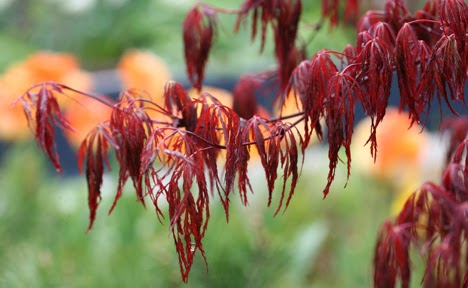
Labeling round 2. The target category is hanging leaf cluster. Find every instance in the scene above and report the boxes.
[374,117,468,287]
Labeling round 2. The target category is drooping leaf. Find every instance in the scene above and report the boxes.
[267,121,303,215]
[322,72,357,197]
[166,153,209,283]
[341,44,357,68]
[235,0,303,93]
[273,0,302,92]
[439,0,468,100]
[183,5,217,91]
[442,138,468,202]
[284,60,318,147]
[395,24,429,124]
[77,124,117,231]
[423,0,441,16]
[367,22,396,47]
[412,182,464,287]
[322,0,360,26]
[108,94,152,213]
[418,34,466,116]
[439,0,468,50]
[355,31,374,54]
[322,0,340,26]
[285,51,338,147]
[241,115,273,189]
[354,34,394,159]
[193,94,243,218]
[140,128,210,283]
[236,144,253,206]
[19,82,76,173]
[373,221,411,288]
[241,115,304,212]
[235,0,275,53]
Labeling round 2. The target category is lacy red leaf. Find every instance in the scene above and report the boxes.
[268,121,303,215]
[439,0,468,101]
[373,221,411,288]
[273,0,302,92]
[367,22,396,47]
[285,60,319,147]
[439,0,468,51]
[19,82,75,173]
[236,144,253,206]
[354,34,394,159]
[323,72,357,197]
[108,94,152,213]
[193,94,243,218]
[419,34,466,115]
[235,0,275,53]
[395,24,429,125]
[235,0,303,93]
[413,3,442,46]
[77,124,117,231]
[183,5,217,92]
[422,0,441,16]
[140,128,210,282]
[241,116,272,188]
[343,0,359,24]
[286,51,338,147]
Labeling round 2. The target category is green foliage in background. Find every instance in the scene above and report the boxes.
[0,0,355,78]
[0,143,426,287]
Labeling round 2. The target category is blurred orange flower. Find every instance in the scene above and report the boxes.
[0,51,92,142]
[352,108,433,215]
[352,108,428,184]
[64,95,114,149]
[117,50,171,107]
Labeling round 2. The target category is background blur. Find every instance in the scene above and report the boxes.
[0,0,454,287]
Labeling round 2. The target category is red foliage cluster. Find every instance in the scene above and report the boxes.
[16,0,468,284]
[18,80,305,282]
[374,117,468,287]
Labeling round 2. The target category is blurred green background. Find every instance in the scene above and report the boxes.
[0,0,437,287]
[0,0,355,78]
[1,142,409,288]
